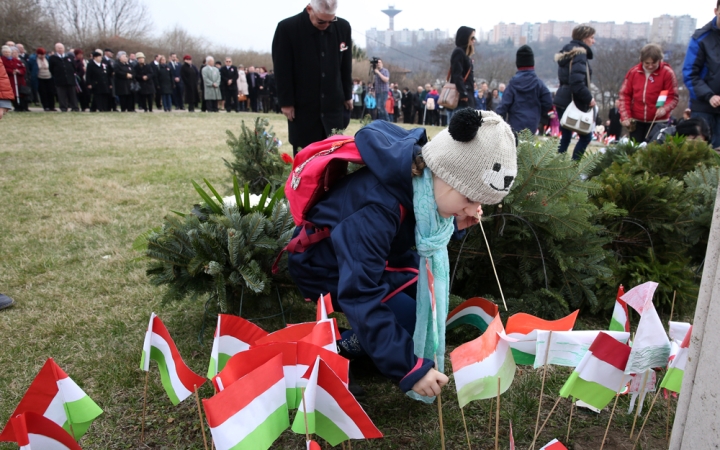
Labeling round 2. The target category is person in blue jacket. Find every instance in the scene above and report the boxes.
[684,2,720,148]
[496,45,553,135]
[287,109,518,399]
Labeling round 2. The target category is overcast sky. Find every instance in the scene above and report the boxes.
[146,0,712,52]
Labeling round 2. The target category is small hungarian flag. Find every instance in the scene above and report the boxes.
[253,321,337,353]
[540,439,568,449]
[306,440,322,450]
[621,281,658,315]
[295,341,349,403]
[559,332,632,410]
[140,313,206,405]
[656,90,669,108]
[533,330,630,369]
[11,412,82,450]
[609,285,630,333]
[207,314,268,379]
[292,357,382,446]
[0,358,103,442]
[446,297,499,333]
[450,315,516,407]
[505,310,579,365]
[316,294,341,345]
[203,354,289,450]
[660,326,692,393]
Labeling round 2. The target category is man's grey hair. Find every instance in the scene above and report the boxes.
[310,0,337,14]
[117,51,127,58]
[1,45,10,54]
[205,56,214,64]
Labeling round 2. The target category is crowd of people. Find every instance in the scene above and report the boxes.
[1,41,279,114]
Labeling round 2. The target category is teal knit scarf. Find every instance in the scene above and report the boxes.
[407,167,455,403]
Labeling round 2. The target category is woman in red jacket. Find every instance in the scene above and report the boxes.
[2,46,28,111]
[618,43,678,143]
[0,50,15,119]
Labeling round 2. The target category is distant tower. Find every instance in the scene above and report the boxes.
[381,5,402,31]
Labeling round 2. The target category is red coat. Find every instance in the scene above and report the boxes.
[2,56,27,96]
[0,58,14,101]
[618,61,678,123]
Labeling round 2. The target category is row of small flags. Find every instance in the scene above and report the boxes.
[0,281,690,448]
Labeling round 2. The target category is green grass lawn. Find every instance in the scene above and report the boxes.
[0,110,668,449]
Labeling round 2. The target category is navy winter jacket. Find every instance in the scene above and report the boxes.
[287,121,436,392]
[495,69,553,134]
[683,18,720,114]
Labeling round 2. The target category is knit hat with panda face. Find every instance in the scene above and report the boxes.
[422,108,517,205]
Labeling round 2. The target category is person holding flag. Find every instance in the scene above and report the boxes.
[618,43,679,143]
[284,108,518,400]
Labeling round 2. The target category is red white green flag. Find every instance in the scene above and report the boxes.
[505,310,579,365]
[609,285,630,333]
[306,440,321,450]
[291,357,383,446]
[207,314,268,379]
[446,297,499,333]
[0,358,103,442]
[11,412,82,450]
[540,439,568,449]
[656,90,669,108]
[253,321,337,353]
[139,313,206,405]
[203,354,289,450]
[450,315,516,407]
[660,326,692,393]
[316,294,341,346]
[559,332,632,410]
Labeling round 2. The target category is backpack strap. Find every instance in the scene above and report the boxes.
[272,221,331,274]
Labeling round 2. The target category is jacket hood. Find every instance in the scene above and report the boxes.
[510,69,540,91]
[354,121,427,210]
[554,40,593,62]
[455,26,475,48]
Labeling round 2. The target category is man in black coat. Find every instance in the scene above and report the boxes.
[180,55,199,112]
[103,49,117,111]
[151,55,162,109]
[219,57,239,113]
[169,53,184,110]
[246,66,260,112]
[48,43,79,111]
[86,51,112,111]
[608,99,623,138]
[272,0,353,154]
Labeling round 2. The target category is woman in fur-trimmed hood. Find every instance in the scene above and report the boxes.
[553,24,596,160]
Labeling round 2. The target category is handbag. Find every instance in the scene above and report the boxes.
[19,85,32,96]
[238,93,247,102]
[438,67,471,110]
[560,58,596,135]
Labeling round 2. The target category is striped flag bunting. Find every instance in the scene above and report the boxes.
[540,439,568,449]
[0,358,103,442]
[140,313,206,405]
[505,310,579,365]
[656,90,669,108]
[11,412,82,450]
[660,326,692,393]
[559,332,632,410]
[446,297,499,333]
[609,285,630,333]
[533,330,630,369]
[207,314,268,379]
[203,354,289,450]
[291,357,383,446]
[253,321,337,353]
[450,315,516,408]
[213,342,348,409]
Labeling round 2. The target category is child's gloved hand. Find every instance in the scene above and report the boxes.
[412,368,449,397]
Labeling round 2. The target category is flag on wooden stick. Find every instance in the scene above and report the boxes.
[10,412,82,450]
[0,358,103,442]
[450,315,516,408]
[140,313,206,405]
[207,314,268,379]
[609,285,630,333]
[660,326,692,393]
[505,310,579,365]
[533,330,630,369]
[446,297,499,333]
[203,354,289,450]
[540,439,568,449]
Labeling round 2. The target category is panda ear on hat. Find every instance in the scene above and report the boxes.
[448,108,483,142]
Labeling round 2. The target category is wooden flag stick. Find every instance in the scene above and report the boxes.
[301,387,311,442]
[460,407,472,450]
[566,398,575,442]
[531,331,553,450]
[194,385,209,450]
[666,393,672,443]
[487,394,494,432]
[633,388,664,449]
[495,377,501,450]
[669,290,677,323]
[141,370,149,443]
[601,379,627,450]
[341,442,347,450]
[477,214,508,311]
[531,397,562,446]
[434,355,446,450]
[630,370,650,439]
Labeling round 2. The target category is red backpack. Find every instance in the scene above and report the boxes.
[272,134,406,274]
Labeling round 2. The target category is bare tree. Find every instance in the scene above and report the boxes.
[156,25,201,56]
[50,0,152,46]
[476,51,516,88]
[592,39,645,115]
[0,0,61,48]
